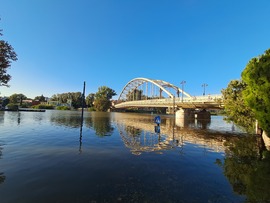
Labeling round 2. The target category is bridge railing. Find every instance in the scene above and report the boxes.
[175,94,223,103]
[116,98,172,107]
[114,94,223,108]
[116,94,222,104]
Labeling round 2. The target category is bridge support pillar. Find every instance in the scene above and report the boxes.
[166,107,175,114]
[195,109,211,120]
[175,108,195,119]
[175,108,195,127]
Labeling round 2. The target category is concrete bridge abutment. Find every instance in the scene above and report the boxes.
[175,108,211,120]
[175,108,195,120]
[175,108,194,128]
[195,109,211,120]
[175,108,211,128]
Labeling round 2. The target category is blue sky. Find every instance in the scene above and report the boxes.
[1,0,270,99]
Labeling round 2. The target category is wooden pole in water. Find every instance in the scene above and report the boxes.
[81,81,86,118]
[79,81,86,153]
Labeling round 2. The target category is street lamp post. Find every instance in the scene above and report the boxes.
[180,80,186,102]
[202,83,208,96]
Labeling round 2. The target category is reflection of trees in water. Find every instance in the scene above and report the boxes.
[85,114,114,137]
[0,112,4,125]
[0,143,6,184]
[48,111,115,136]
[217,135,270,202]
[0,112,46,126]
[50,114,81,128]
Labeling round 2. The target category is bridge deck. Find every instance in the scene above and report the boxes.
[115,95,223,109]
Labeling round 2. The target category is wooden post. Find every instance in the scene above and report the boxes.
[255,120,262,135]
[79,81,86,153]
[81,81,86,118]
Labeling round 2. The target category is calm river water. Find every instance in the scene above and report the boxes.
[0,110,268,202]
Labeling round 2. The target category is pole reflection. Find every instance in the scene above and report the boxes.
[79,114,83,154]
[0,143,5,185]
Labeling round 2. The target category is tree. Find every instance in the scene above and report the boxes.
[85,93,95,107]
[0,23,17,86]
[34,94,46,102]
[242,49,270,135]
[222,80,255,132]
[95,86,117,100]
[0,97,9,107]
[9,93,27,104]
[94,97,111,112]
[94,86,116,111]
[71,92,82,109]
[50,92,82,109]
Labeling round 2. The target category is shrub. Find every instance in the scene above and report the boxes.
[56,106,70,110]
[88,107,96,112]
[33,104,54,109]
[6,103,19,110]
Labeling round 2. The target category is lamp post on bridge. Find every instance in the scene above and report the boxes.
[180,80,186,102]
[202,83,208,96]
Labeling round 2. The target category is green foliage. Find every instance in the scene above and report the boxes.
[0,29,17,86]
[8,93,27,104]
[34,94,46,102]
[51,92,82,109]
[88,113,114,136]
[33,104,54,109]
[20,103,29,108]
[95,86,116,100]
[1,97,9,107]
[56,106,70,110]
[242,49,270,135]
[94,97,111,112]
[94,86,116,112]
[6,103,18,110]
[222,80,255,132]
[220,136,270,202]
[85,93,95,107]
[87,106,96,112]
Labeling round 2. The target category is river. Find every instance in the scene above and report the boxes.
[0,110,269,202]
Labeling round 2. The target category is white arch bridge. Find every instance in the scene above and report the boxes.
[114,78,224,112]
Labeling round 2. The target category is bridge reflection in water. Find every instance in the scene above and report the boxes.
[112,113,240,155]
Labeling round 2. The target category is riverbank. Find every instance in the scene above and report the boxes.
[2,108,46,112]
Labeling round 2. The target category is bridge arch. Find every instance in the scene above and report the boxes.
[118,77,192,101]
